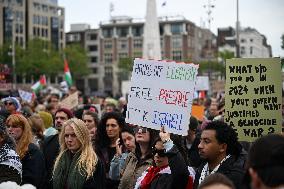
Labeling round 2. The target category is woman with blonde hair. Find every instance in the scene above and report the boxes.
[53,118,105,189]
[6,114,46,189]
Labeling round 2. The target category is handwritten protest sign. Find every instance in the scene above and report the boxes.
[225,58,282,142]
[126,59,199,135]
[60,92,78,110]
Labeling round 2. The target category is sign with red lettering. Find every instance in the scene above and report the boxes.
[126,59,199,135]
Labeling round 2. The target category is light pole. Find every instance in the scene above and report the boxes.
[204,0,215,80]
[7,0,16,90]
[236,0,240,58]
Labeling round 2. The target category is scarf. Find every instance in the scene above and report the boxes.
[53,151,87,189]
[199,154,231,184]
[139,165,168,189]
[0,143,22,177]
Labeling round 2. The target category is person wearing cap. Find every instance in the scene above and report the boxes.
[193,121,246,189]
[42,108,74,189]
[1,97,21,114]
[184,116,202,168]
[246,134,284,189]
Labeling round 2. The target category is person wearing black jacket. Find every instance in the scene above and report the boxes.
[193,121,246,189]
[135,127,192,189]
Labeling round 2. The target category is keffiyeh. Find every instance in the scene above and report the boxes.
[0,143,22,177]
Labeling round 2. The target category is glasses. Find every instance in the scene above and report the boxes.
[4,101,14,106]
[152,147,166,157]
[134,127,148,134]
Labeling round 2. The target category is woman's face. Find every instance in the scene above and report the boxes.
[6,120,23,141]
[153,141,169,167]
[135,127,150,144]
[64,125,81,153]
[121,131,136,152]
[106,118,120,140]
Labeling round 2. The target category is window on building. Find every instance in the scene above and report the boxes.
[241,39,246,43]
[117,27,128,37]
[91,56,98,63]
[171,23,183,34]
[159,25,164,35]
[104,40,112,49]
[250,39,253,42]
[172,50,182,61]
[104,53,113,64]
[118,39,127,49]
[88,45,98,52]
[132,26,143,37]
[118,53,128,59]
[172,36,182,49]
[89,33,97,40]
[92,68,98,74]
[105,67,113,77]
[89,78,98,91]
[42,4,48,12]
[102,28,113,38]
[240,46,245,55]
[250,46,253,54]
[133,39,142,49]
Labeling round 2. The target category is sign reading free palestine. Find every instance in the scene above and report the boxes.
[126,59,199,136]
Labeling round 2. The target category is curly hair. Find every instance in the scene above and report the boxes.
[6,114,33,159]
[53,118,98,179]
[204,120,242,157]
[96,111,126,147]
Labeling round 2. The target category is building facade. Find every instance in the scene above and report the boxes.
[0,0,65,49]
[217,26,272,58]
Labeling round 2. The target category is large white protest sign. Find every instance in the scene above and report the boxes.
[126,59,199,136]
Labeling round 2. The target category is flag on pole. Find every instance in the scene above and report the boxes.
[31,75,46,92]
[64,59,73,87]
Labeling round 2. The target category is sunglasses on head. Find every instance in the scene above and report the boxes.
[4,101,14,106]
[152,147,167,157]
[134,127,148,134]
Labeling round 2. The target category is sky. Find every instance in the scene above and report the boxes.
[59,0,284,57]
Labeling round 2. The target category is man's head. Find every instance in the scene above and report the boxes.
[248,134,284,189]
[187,116,199,141]
[198,173,235,189]
[198,121,241,162]
[54,108,73,131]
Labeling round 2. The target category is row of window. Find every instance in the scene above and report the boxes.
[33,27,48,38]
[33,3,63,16]
[102,23,185,38]
[33,15,49,26]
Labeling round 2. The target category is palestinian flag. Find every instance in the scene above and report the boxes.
[31,75,46,92]
[64,59,73,87]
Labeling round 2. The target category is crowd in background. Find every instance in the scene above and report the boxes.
[0,87,283,189]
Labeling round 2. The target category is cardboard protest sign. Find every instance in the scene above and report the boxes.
[126,59,199,136]
[191,105,205,121]
[225,58,282,142]
[60,92,78,110]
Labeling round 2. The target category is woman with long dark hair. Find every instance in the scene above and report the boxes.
[95,111,126,188]
[118,126,159,189]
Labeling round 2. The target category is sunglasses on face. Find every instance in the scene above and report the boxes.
[134,127,148,134]
[4,101,14,106]
[152,147,167,157]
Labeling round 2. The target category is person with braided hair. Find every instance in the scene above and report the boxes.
[52,118,105,189]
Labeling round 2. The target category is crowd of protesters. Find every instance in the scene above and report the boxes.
[0,87,283,189]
